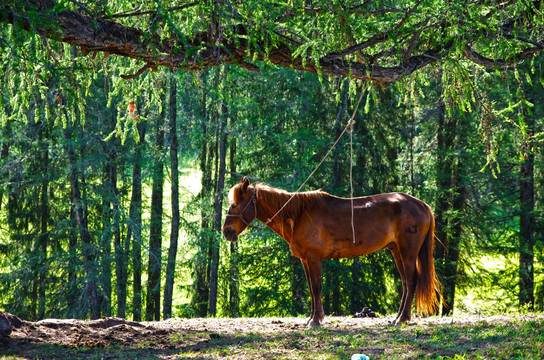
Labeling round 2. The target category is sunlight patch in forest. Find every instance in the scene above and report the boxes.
[166,164,203,314]
[457,254,520,315]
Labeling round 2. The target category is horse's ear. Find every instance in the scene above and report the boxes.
[241,176,250,191]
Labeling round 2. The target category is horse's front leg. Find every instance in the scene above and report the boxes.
[300,259,315,326]
[304,257,324,328]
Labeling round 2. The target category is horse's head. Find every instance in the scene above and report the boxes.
[223,177,257,242]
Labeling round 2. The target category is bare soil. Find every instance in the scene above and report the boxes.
[1,312,542,359]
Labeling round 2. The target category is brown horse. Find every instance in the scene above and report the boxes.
[222,177,440,327]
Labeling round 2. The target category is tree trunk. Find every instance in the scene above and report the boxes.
[37,122,49,320]
[208,66,228,317]
[434,99,448,315]
[442,178,465,315]
[434,99,450,315]
[127,117,146,321]
[228,132,240,317]
[192,71,211,317]
[111,160,127,318]
[164,74,180,319]
[0,119,10,211]
[519,117,536,309]
[146,91,166,321]
[67,179,79,318]
[64,125,100,320]
[5,119,17,243]
[326,80,348,315]
[29,118,50,320]
[100,166,113,318]
[66,119,78,318]
[103,115,124,319]
[434,97,467,316]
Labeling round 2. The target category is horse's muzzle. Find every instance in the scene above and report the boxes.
[223,227,238,242]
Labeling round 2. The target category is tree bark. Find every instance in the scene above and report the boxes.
[208,66,229,317]
[519,118,536,309]
[442,179,465,315]
[434,97,467,316]
[38,124,49,320]
[146,91,166,321]
[64,124,100,320]
[100,137,122,318]
[434,98,450,315]
[192,72,211,317]
[434,99,448,294]
[164,73,180,320]
[67,173,79,318]
[111,160,127,318]
[127,116,146,321]
[325,80,348,316]
[65,119,78,318]
[228,129,240,317]
[0,120,10,211]
[100,167,113,318]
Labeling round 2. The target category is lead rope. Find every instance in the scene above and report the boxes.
[265,86,365,226]
[350,115,356,244]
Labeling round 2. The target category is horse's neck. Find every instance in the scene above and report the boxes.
[255,188,297,239]
[257,189,296,224]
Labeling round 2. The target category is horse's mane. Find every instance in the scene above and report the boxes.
[254,183,326,223]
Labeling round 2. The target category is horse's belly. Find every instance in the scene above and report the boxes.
[322,223,396,259]
[291,210,397,260]
[324,241,389,259]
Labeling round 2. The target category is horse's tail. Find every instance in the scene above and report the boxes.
[416,207,441,316]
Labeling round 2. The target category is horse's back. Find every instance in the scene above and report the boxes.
[325,191,431,223]
[290,191,432,259]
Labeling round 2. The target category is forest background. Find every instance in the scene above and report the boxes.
[0,0,543,323]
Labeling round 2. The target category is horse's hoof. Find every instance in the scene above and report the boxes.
[394,318,410,326]
[306,319,321,328]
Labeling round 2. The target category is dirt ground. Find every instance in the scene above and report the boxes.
[1,312,542,359]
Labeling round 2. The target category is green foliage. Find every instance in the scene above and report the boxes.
[0,0,544,323]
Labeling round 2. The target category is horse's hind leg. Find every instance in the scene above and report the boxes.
[395,250,418,325]
[391,246,407,324]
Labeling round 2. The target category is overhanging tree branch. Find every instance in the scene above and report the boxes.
[463,45,544,69]
[0,5,440,83]
[2,1,544,84]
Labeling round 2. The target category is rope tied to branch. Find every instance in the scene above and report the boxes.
[265,86,365,229]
